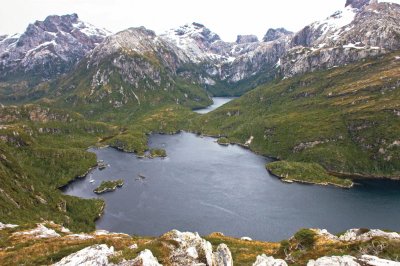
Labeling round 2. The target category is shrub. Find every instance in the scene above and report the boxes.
[294,229,316,249]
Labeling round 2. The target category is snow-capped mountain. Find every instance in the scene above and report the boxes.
[160,23,292,94]
[51,26,211,111]
[0,14,110,82]
[282,0,400,76]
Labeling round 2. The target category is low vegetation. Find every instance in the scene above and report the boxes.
[267,161,353,188]
[93,179,124,194]
[149,148,167,158]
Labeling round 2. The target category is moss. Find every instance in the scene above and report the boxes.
[150,148,167,158]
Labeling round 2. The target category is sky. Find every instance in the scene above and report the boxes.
[1,0,399,41]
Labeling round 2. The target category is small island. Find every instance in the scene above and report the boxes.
[217,137,230,146]
[93,179,124,194]
[149,148,167,158]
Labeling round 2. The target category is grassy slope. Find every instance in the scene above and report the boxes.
[187,51,400,184]
[0,105,118,231]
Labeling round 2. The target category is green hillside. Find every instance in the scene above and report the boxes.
[188,51,400,185]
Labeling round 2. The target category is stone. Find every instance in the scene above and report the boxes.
[240,237,253,241]
[162,229,213,266]
[52,244,114,266]
[359,255,400,266]
[212,243,233,266]
[0,222,18,230]
[312,229,339,241]
[117,249,162,266]
[339,229,400,242]
[129,244,138,250]
[307,255,400,266]
[307,255,359,266]
[13,224,60,239]
[253,254,288,266]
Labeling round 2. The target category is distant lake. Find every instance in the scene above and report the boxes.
[194,97,235,114]
[63,132,400,241]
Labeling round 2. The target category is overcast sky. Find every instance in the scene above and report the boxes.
[1,0,399,41]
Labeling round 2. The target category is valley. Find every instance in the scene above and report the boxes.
[0,0,400,265]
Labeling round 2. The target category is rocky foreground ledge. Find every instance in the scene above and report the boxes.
[0,222,399,265]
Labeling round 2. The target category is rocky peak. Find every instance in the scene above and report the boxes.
[169,22,221,44]
[263,28,293,42]
[236,35,259,44]
[32,13,79,34]
[345,0,376,9]
[0,13,110,82]
[160,22,222,63]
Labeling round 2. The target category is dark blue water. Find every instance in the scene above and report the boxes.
[63,132,400,241]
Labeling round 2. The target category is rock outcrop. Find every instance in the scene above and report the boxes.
[212,243,233,266]
[236,35,259,44]
[53,244,114,266]
[345,0,373,9]
[161,229,234,266]
[13,223,60,239]
[252,255,288,266]
[307,255,400,266]
[339,229,400,242]
[118,249,162,266]
[314,228,400,243]
[263,28,293,42]
[162,230,214,265]
[0,222,18,230]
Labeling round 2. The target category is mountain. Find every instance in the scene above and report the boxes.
[0,14,109,82]
[49,26,211,118]
[161,23,292,95]
[282,0,400,76]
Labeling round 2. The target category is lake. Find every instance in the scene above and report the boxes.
[63,132,400,241]
[194,97,236,114]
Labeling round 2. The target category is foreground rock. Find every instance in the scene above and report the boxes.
[162,230,214,265]
[53,244,114,266]
[307,255,400,266]
[117,249,161,266]
[253,255,288,266]
[162,229,234,266]
[212,243,233,266]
